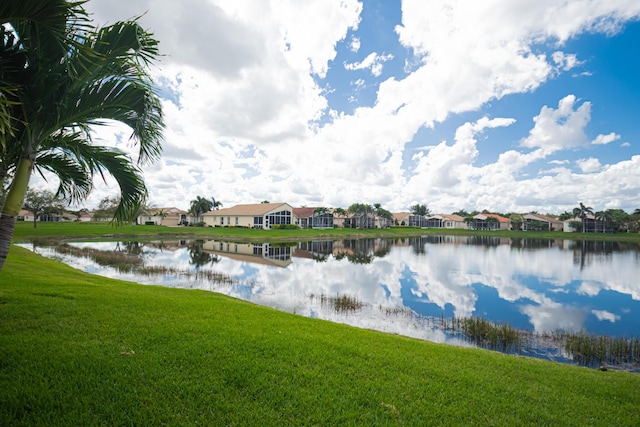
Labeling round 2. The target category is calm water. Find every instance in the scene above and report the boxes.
[25,236,640,367]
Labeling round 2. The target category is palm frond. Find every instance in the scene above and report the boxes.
[34,151,93,202]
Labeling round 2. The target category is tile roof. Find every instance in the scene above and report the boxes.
[203,203,290,216]
[525,213,562,223]
[292,207,317,218]
[476,213,510,222]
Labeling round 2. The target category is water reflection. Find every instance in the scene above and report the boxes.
[24,236,640,370]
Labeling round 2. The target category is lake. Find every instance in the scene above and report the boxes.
[24,235,640,370]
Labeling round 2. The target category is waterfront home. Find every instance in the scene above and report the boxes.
[425,214,466,229]
[523,213,563,231]
[470,213,511,230]
[293,207,334,229]
[137,207,189,226]
[202,203,293,229]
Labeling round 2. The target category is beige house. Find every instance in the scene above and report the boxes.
[17,209,69,223]
[137,207,189,226]
[202,203,293,229]
[426,214,466,229]
[523,213,563,231]
[78,211,94,222]
[470,213,511,230]
[392,212,412,226]
[17,210,35,222]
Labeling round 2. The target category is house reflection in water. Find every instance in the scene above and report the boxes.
[201,240,293,268]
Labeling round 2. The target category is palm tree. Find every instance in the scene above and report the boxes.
[211,197,223,210]
[410,204,430,216]
[332,207,348,228]
[0,1,164,271]
[595,210,614,233]
[573,202,594,233]
[189,196,214,224]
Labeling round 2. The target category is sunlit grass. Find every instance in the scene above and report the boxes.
[2,246,640,425]
[12,220,640,244]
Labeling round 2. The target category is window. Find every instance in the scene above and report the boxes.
[235,217,238,225]
[266,210,291,226]
[220,217,224,225]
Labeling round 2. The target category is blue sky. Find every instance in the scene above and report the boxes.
[50,0,640,215]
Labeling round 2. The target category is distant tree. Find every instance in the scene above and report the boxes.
[573,202,594,232]
[189,196,214,224]
[348,203,375,228]
[333,207,347,217]
[410,204,430,216]
[332,207,348,227]
[630,209,640,232]
[22,188,65,228]
[211,197,223,210]
[595,210,615,233]
[558,211,573,221]
[509,214,523,231]
[463,216,475,229]
[452,209,469,217]
[94,197,121,220]
[261,200,270,204]
[606,209,630,232]
[68,207,89,221]
[485,216,499,230]
[374,205,393,228]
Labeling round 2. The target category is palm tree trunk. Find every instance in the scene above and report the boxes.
[0,157,33,272]
[0,214,18,270]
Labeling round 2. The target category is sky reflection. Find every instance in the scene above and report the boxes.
[24,237,640,344]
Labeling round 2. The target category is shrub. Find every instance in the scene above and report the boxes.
[271,224,299,230]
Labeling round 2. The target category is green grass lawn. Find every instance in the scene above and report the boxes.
[1,245,639,426]
[11,220,640,244]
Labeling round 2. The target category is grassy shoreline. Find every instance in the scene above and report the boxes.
[4,223,640,424]
[12,220,640,244]
[2,244,640,425]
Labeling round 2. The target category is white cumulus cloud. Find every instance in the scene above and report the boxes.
[592,132,621,145]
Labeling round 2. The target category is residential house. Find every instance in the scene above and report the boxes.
[137,207,189,226]
[344,211,377,229]
[470,213,510,230]
[78,211,95,222]
[202,203,293,229]
[330,209,349,228]
[563,214,615,233]
[392,212,412,226]
[293,207,334,229]
[17,209,69,223]
[17,210,35,222]
[523,213,563,231]
[425,214,466,229]
[407,214,428,228]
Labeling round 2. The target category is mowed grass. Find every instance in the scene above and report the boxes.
[12,220,640,244]
[2,246,640,426]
